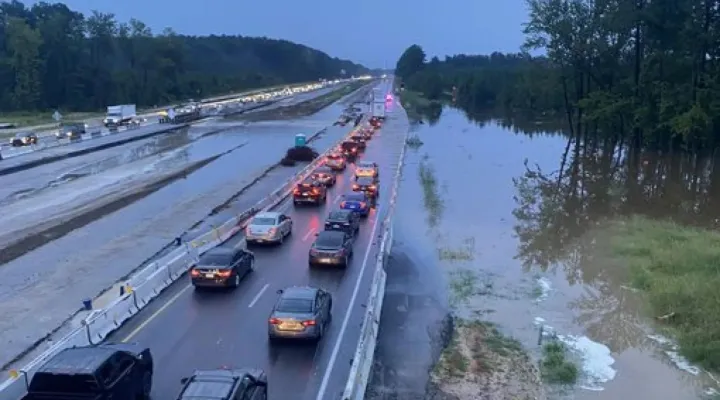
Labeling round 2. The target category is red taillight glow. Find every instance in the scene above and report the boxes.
[352,184,359,190]
[269,318,281,325]
[190,269,200,277]
[302,320,316,326]
[293,188,300,195]
[340,201,347,207]
[312,189,319,194]
[369,185,376,190]
[360,202,367,208]
[217,271,231,278]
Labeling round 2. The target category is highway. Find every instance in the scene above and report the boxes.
[106,83,405,399]
[0,82,375,375]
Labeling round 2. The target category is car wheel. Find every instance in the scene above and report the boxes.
[343,255,349,267]
[317,322,325,341]
[287,223,293,235]
[233,274,240,288]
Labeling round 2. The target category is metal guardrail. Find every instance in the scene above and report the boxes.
[341,104,410,400]
[0,121,356,400]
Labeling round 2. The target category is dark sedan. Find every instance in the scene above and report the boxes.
[189,247,255,289]
[308,230,354,267]
[10,132,38,147]
[324,209,360,236]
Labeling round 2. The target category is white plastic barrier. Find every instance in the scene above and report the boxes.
[0,120,358,400]
[341,106,410,400]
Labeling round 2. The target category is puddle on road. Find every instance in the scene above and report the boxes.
[375,107,720,399]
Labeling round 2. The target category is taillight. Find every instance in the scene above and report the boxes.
[352,148,357,153]
[293,188,300,195]
[312,189,319,194]
[340,201,347,207]
[302,320,316,327]
[269,318,281,325]
[352,184,359,190]
[190,269,200,277]
[217,271,231,278]
[360,202,367,208]
[369,185,376,190]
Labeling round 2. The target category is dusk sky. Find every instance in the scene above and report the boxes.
[32,0,529,68]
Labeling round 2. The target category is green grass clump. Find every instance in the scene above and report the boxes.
[540,341,578,384]
[605,216,720,371]
[418,156,444,226]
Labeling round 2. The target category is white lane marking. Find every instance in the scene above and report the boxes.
[249,283,270,308]
[316,204,382,399]
[303,227,317,241]
[122,283,193,342]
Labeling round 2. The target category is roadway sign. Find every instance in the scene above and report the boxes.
[52,110,62,121]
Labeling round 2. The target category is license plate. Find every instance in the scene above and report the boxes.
[280,322,302,330]
[332,224,340,228]
[303,193,309,196]
[204,273,214,278]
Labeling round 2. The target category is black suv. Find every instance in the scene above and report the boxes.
[293,179,327,206]
[309,230,354,267]
[25,343,153,400]
[189,246,255,289]
[324,209,360,236]
[177,368,267,400]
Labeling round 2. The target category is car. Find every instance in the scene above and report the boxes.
[369,116,382,129]
[268,286,332,341]
[189,246,255,289]
[308,230,354,267]
[245,212,292,244]
[349,134,367,150]
[324,209,360,236]
[56,122,87,140]
[310,165,337,187]
[10,132,37,147]
[176,368,267,400]
[352,176,379,198]
[360,127,373,140]
[340,192,372,216]
[340,141,360,161]
[355,161,379,178]
[293,179,327,205]
[325,153,346,171]
[25,343,153,400]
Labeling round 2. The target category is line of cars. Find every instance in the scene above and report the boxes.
[14,116,386,400]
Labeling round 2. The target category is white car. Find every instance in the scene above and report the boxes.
[245,212,293,244]
[355,161,379,178]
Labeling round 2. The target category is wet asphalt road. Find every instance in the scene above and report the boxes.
[0,84,376,374]
[105,85,407,400]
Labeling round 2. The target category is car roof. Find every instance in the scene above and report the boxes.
[281,286,318,299]
[328,209,352,219]
[254,212,280,219]
[38,346,116,374]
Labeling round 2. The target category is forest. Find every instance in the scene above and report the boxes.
[396,0,720,150]
[0,1,367,112]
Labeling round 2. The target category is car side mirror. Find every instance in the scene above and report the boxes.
[180,377,189,384]
[276,289,284,294]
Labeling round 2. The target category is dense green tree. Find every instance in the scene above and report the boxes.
[399,0,720,150]
[395,44,426,82]
[0,1,367,112]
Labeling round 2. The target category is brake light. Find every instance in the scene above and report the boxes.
[352,148,357,153]
[217,271,231,278]
[360,202,367,208]
[293,188,300,195]
[369,185,376,190]
[302,320,316,326]
[340,201,347,207]
[312,189,319,195]
[190,269,200,277]
[269,318,281,325]
[352,184,359,190]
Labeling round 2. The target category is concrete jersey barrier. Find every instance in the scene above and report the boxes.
[0,116,362,400]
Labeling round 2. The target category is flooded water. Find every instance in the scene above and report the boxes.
[375,106,720,399]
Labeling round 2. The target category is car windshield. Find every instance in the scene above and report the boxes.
[345,193,365,201]
[252,217,276,225]
[356,177,374,185]
[315,232,344,248]
[276,298,313,313]
[199,252,233,266]
[327,211,348,221]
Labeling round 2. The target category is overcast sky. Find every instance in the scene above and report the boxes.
[33,0,529,68]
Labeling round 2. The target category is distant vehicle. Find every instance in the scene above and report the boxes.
[56,122,86,140]
[310,165,336,187]
[10,132,37,147]
[349,134,366,150]
[245,212,292,245]
[308,230,354,267]
[325,153,346,171]
[386,94,393,101]
[25,343,153,400]
[104,104,136,126]
[324,209,360,236]
[355,161,379,178]
[371,102,386,120]
[293,179,327,206]
[268,286,333,342]
[189,246,255,289]
[353,176,379,199]
[177,368,267,400]
[340,141,360,161]
[340,192,371,216]
[369,116,382,128]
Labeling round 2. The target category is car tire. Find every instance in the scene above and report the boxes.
[287,223,293,235]
[249,258,255,271]
[138,371,152,399]
[233,274,240,288]
[343,255,349,267]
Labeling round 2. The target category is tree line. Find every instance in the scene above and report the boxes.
[396,0,720,150]
[0,1,367,112]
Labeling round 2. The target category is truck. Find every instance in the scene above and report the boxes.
[372,88,385,103]
[103,104,136,127]
[372,101,386,120]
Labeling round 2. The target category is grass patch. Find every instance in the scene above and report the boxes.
[418,155,444,226]
[400,90,442,123]
[434,331,469,379]
[448,269,478,306]
[601,215,720,372]
[438,237,475,261]
[540,341,579,384]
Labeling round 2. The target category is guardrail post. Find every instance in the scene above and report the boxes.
[168,262,174,281]
[82,320,93,345]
